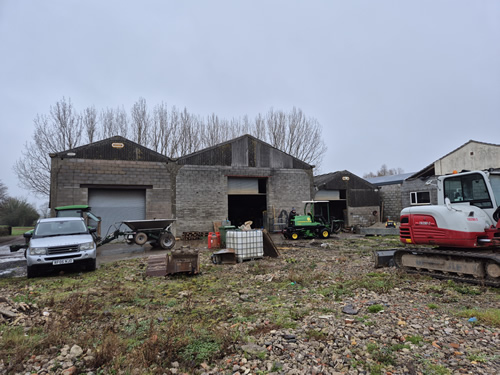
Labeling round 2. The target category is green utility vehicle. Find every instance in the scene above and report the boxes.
[55,205,100,225]
[282,200,343,240]
[55,205,101,240]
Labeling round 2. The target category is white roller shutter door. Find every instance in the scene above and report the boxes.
[88,189,146,235]
[228,178,258,195]
[315,190,340,200]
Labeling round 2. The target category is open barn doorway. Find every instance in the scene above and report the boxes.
[227,177,267,228]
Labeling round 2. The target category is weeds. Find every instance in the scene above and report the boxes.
[456,307,500,327]
[306,329,327,341]
[1,235,497,374]
[367,304,384,313]
[0,325,45,373]
[467,353,487,363]
[421,361,451,375]
[406,335,424,345]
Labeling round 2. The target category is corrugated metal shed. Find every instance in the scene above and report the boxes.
[314,170,379,207]
[50,136,171,163]
[177,134,312,170]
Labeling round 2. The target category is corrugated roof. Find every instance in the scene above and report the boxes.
[364,172,414,186]
[50,136,172,162]
[314,170,377,190]
[177,134,314,169]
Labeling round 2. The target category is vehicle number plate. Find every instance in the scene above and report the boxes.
[53,259,74,265]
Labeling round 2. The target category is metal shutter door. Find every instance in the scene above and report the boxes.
[88,189,146,236]
[315,190,340,200]
[228,178,258,195]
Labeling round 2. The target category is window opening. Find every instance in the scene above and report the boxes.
[410,191,430,205]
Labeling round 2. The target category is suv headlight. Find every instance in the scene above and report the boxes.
[30,247,47,255]
[79,242,95,251]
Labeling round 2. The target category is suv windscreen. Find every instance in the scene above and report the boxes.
[34,220,88,238]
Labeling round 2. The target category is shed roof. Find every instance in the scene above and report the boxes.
[50,136,172,162]
[177,134,313,169]
[364,172,414,186]
[314,170,376,190]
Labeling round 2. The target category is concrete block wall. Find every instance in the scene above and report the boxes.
[379,184,403,221]
[401,178,438,208]
[267,169,314,229]
[175,165,313,233]
[175,165,228,233]
[50,158,172,219]
[348,206,380,227]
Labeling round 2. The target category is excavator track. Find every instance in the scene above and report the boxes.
[394,248,500,287]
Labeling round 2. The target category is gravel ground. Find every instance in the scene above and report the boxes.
[1,233,499,375]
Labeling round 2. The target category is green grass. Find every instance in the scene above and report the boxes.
[0,235,497,374]
[11,227,33,236]
[467,353,487,363]
[367,304,385,313]
[456,308,500,327]
[406,335,424,345]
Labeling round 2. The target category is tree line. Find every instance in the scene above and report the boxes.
[15,97,327,197]
[363,164,404,178]
[0,181,39,227]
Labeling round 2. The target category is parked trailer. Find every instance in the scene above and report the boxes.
[99,219,176,250]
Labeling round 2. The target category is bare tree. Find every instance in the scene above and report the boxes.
[166,106,182,157]
[363,164,405,178]
[100,107,117,139]
[203,113,225,147]
[178,108,202,155]
[252,113,266,140]
[82,106,98,143]
[14,97,83,197]
[0,180,7,203]
[16,97,328,198]
[115,106,129,138]
[130,97,150,146]
[261,107,326,167]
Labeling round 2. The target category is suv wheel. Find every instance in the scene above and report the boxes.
[27,265,37,278]
[86,258,97,271]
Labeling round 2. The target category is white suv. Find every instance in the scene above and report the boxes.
[25,217,97,278]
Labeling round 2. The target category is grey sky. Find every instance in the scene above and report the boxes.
[1,0,499,207]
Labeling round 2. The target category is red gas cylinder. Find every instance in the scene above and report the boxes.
[208,232,220,249]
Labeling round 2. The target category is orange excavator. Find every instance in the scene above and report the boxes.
[395,170,500,286]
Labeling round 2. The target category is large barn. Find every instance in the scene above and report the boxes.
[49,135,315,236]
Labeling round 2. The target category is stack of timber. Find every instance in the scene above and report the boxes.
[181,231,209,241]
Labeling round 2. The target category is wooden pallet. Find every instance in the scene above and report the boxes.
[146,255,167,277]
[181,231,209,241]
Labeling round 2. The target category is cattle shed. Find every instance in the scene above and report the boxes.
[314,170,380,227]
[175,135,314,233]
[49,135,315,236]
